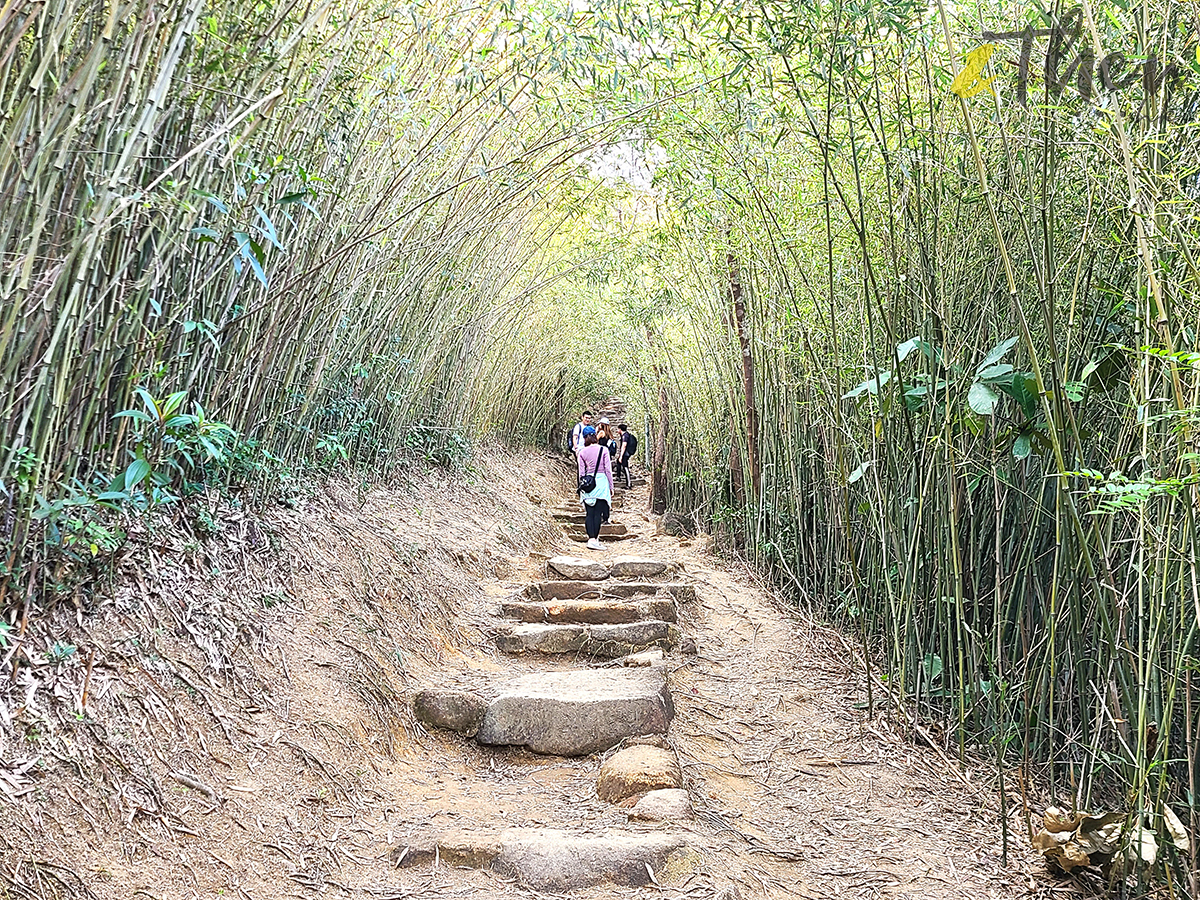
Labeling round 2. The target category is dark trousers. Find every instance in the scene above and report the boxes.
[584,499,609,538]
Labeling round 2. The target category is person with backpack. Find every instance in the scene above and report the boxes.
[576,425,613,550]
[617,423,638,471]
[569,410,593,457]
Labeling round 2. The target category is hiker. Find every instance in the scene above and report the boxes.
[576,425,613,550]
[595,418,618,458]
[617,423,637,470]
[570,410,593,456]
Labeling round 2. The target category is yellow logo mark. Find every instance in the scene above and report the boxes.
[952,44,997,98]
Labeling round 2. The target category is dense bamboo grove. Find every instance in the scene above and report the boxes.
[561,1,1200,891]
[0,0,622,603]
[3,0,1200,892]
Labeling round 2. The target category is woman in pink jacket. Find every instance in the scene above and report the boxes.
[576,425,613,550]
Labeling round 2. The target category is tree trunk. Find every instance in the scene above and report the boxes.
[729,432,745,506]
[651,379,668,514]
[646,324,668,515]
[549,365,567,449]
[729,252,761,498]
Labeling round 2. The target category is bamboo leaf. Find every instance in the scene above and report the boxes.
[124,458,152,490]
[847,459,873,484]
[233,231,269,287]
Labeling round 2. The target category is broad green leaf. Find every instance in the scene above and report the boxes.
[896,338,941,365]
[977,336,1019,373]
[1013,433,1033,459]
[163,390,188,417]
[195,190,228,213]
[968,381,1000,415]
[921,653,944,683]
[977,363,1014,381]
[895,337,923,362]
[1063,381,1086,402]
[135,387,159,421]
[842,369,891,399]
[113,409,152,423]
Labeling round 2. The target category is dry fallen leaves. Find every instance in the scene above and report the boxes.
[1031,805,1188,877]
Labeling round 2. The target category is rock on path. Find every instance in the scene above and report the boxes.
[495,621,679,658]
[596,744,683,802]
[500,595,678,625]
[609,556,671,578]
[629,788,693,822]
[475,668,674,755]
[528,581,696,603]
[547,556,609,580]
[432,828,691,891]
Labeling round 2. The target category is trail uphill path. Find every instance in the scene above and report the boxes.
[0,455,1038,899]
[400,474,1033,899]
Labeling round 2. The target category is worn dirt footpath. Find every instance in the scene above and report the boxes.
[0,452,1043,900]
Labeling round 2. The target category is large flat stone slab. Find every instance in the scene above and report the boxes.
[528,581,697,603]
[496,621,678,658]
[435,828,688,891]
[475,669,674,755]
[609,556,670,578]
[500,596,678,625]
[547,556,609,580]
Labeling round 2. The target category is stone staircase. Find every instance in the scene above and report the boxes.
[408,505,700,891]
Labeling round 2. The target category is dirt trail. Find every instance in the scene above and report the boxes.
[0,452,1039,899]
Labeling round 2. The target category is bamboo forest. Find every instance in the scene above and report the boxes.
[2,0,1199,898]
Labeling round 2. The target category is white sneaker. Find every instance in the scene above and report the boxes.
[586,538,602,550]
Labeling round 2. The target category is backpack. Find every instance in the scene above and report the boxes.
[624,433,638,456]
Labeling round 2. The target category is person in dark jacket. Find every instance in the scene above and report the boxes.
[617,423,637,470]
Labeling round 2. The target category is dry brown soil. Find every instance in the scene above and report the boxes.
[0,450,1053,899]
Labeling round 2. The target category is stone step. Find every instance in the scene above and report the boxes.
[496,621,679,658]
[478,669,673,755]
[566,529,635,542]
[414,668,673,756]
[554,518,633,532]
[560,521,627,536]
[499,596,677,625]
[522,581,697,604]
[547,555,609,580]
[399,828,691,891]
[547,555,670,581]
